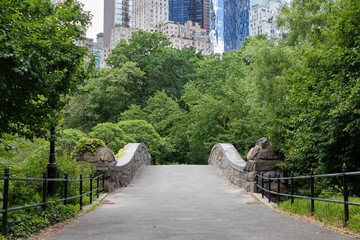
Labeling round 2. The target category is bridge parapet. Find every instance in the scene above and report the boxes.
[108,143,151,191]
[208,143,247,188]
[76,143,151,192]
[209,139,285,195]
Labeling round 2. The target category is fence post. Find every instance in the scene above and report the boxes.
[261,173,264,198]
[255,171,259,193]
[268,174,271,203]
[97,175,100,198]
[277,173,280,203]
[64,173,68,205]
[2,167,10,236]
[42,171,47,211]
[290,171,294,206]
[310,168,314,216]
[102,174,105,192]
[90,174,93,204]
[342,163,349,226]
[80,174,83,210]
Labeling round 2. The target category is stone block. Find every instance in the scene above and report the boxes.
[245,171,256,182]
[247,146,260,160]
[270,182,289,193]
[244,160,256,172]
[259,149,283,160]
[254,160,279,171]
[255,137,271,149]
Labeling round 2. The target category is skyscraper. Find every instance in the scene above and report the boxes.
[202,0,211,34]
[169,0,203,27]
[210,0,253,53]
[104,0,133,49]
[224,0,251,52]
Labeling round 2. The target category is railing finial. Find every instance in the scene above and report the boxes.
[342,163,347,172]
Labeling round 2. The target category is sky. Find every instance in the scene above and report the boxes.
[78,0,104,40]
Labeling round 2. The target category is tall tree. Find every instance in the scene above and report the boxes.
[0,0,95,139]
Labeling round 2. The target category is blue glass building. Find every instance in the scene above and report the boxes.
[169,0,204,27]
[210,0,252,53]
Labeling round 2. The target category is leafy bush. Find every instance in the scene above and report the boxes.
[89,123,134,152]
[71,138,106,158]
[57,129,88,156]
[4,203,78,238]
[117,120,171,164]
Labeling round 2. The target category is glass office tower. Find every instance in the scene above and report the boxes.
[169,0,203,27]
[210,0,252,53]
[224,0,251,51]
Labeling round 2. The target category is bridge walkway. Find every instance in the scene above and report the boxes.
[44,165,352,240]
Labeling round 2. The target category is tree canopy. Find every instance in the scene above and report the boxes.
[0,0,95,139]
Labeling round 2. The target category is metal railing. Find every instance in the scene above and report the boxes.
[0,167,105,236]
[255,163,360,226]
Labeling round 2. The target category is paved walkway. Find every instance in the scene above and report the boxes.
[44,166,353,240]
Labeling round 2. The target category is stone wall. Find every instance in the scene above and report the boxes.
[209,139,287,201]
[244,138,286,195]
[208,143,247,187]
[76,143,151,192]
[108,143,151,191]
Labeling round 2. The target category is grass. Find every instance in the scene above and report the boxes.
[277,195,360,233]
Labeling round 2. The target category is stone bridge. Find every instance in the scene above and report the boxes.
[44,142,352,240]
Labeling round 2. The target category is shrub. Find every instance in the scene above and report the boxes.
[89,123,134,152]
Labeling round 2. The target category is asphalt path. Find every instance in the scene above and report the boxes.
[44,165,353,240]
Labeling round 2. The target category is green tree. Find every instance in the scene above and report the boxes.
[117,120,170,163]
[271,0,360,195]
[0,0,95,139]
[89,122,134,152]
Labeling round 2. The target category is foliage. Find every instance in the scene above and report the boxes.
[57,129,88,156]
[0,0,96,139]
[117,120,171,164]
[268,0,360,195]
[5,203,78,238]
[278,196,360,233]
[71,138,106,157]
[88,123,133,153]
[0,135,47,170]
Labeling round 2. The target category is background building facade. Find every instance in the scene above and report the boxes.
[169,0,203,27]
[249,0,284,39]
[133,0,169,32]
[104,0,133,49]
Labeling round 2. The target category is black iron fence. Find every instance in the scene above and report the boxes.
[255,163,360,226]
[0,167,105,236]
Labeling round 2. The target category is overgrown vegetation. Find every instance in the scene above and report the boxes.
[278,195,360,233]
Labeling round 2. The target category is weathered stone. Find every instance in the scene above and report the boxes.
[259,149,283,160]
[75,146,116,168]
[246,145,260,160]
[255,137,271,149]
[244,160,255,172]
[245,171,256,182]
[244,181,256,192]
[270,182,289,193]
[255,160,279,171]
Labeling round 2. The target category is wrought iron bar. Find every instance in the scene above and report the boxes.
[64,173,69,205]
[42,171,47,211]
[2,167,10,236]
[342,163,349,226]
[90,174,93,204]
[80,174,83,210]
[310,168,314,216]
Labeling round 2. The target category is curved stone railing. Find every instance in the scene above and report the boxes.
[106,143,151,191]
[209,139,285,194]
[208,143,247,188]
